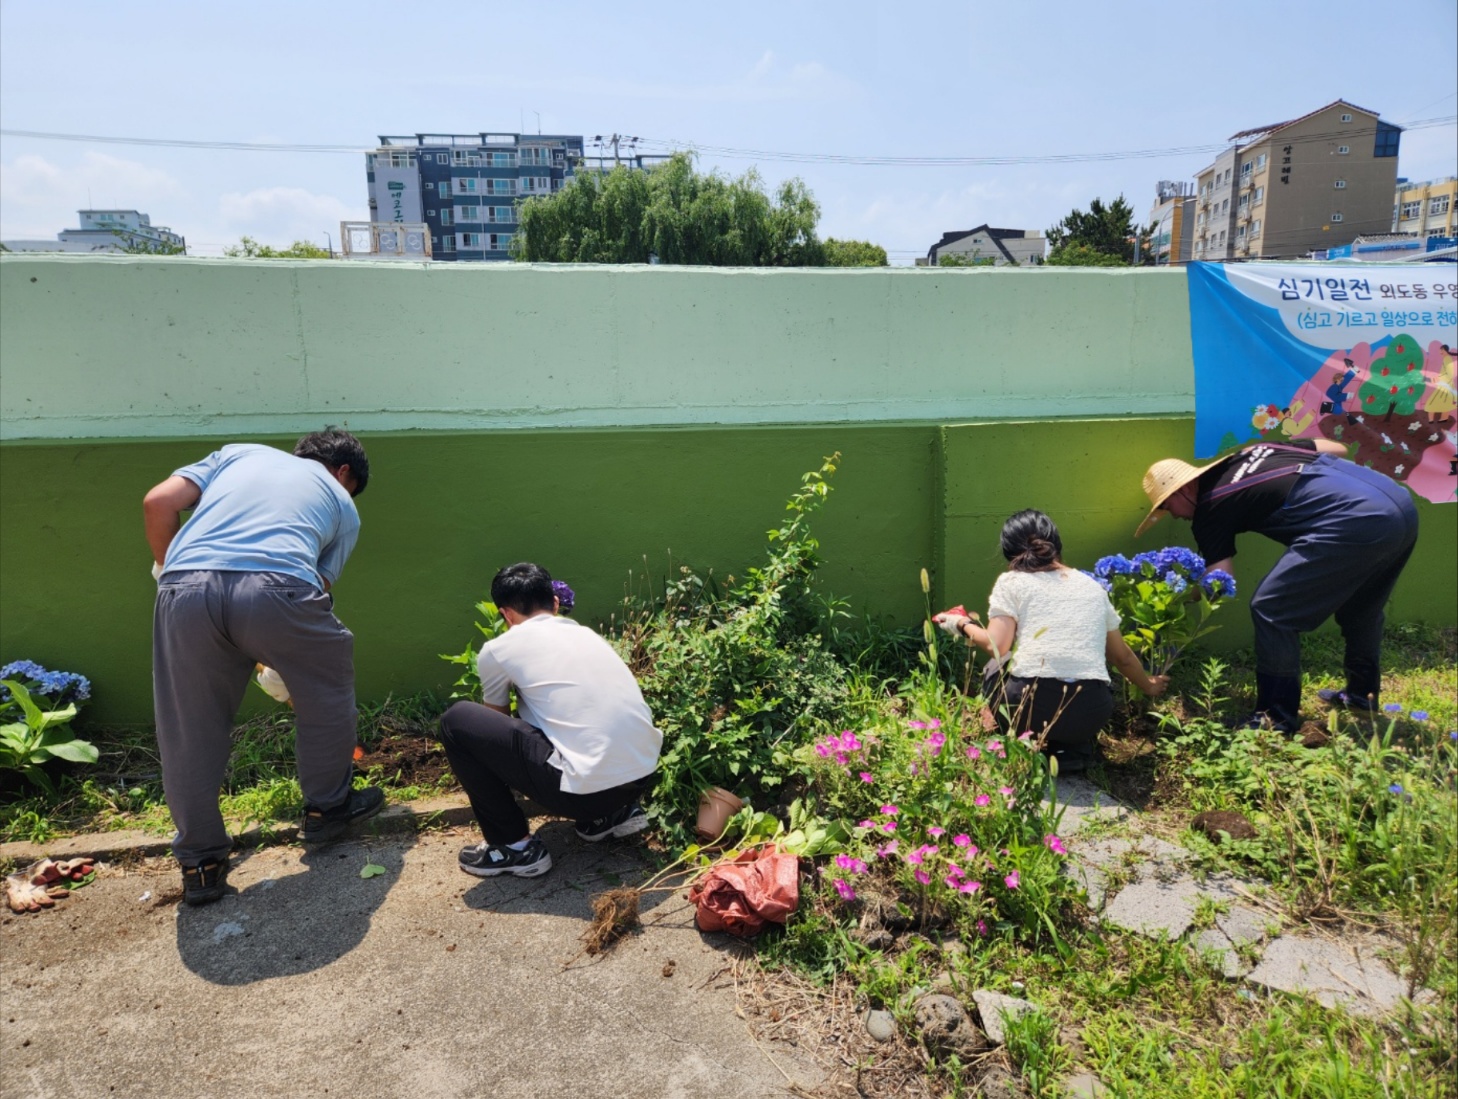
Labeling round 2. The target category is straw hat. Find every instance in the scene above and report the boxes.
[1134,457,1224,537]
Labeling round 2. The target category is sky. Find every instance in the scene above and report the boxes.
[2,0,1455,261]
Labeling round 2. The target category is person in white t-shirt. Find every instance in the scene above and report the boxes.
[438,563,663,878]
[933,510,1168,772]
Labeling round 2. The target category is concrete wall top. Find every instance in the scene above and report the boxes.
[0,255,1194,440]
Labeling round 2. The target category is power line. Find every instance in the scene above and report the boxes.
[4,116,1452,168]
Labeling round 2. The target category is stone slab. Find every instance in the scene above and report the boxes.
[1046,777,1127,835]
[1246,936,1410,1018]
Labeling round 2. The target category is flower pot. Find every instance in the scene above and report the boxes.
[696,786,744,841]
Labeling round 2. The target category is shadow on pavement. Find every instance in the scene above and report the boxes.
[175,837,414,984]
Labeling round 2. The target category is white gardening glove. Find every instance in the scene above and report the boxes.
[933,604,980,636]
[152,561,163,581]
[255,664,291,703]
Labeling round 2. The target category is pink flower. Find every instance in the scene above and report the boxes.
[961,880,982,894]
[1044,834,1067,856]
[965,745,982,760]
[842,732,862,751]
[974,794,991,808]
[856,819,874,829]
[880,821,897,833]
[976,919,988,936]
[927,826,945,837]
[833,752,848,765]
[876,840,899,858]
[908,720,928,731]
[925,732,946,755]
[943,873,961,888]
[1004,872,1020,890]
[835,855,868,874]
[814,743,830,758]
[907,850,925,865]
[966,845,980,858]
[909,763,919,776]
[987,740,1003,752]
[952,834,972,848]
[998,785,1014,797]
[914,869,931,886]
[859,771,874,783]
[1018,731,1035,743]
[880,804,900,816]
[833,878,856,901]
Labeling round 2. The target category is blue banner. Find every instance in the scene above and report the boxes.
[1188,262,1457,504]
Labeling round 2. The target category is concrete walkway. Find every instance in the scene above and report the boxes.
[1,820,826,1099]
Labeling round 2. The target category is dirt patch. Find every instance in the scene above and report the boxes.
[355,734,459,790]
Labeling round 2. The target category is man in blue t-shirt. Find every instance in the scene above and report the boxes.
[143,429,383,905]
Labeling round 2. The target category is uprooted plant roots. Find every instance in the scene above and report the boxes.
[584,886,643,954]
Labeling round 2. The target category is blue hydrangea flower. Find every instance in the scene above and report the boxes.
[1163,571,1188,594]
[1093,555,1135,579]
[1201,570,1237,599]
[551,580,576,613]
[0,661,90,704]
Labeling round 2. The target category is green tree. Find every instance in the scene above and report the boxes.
[1043,242,1129,267]
[1046,196,1137,263]
[938,251,1000,267]
[224,236,331,259]
[113,231,186,255]
[513,152,826,266]
[823,238,888,266]
[1358,336,1427,420]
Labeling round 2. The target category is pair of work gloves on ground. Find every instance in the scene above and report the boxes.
[5,857,96,913]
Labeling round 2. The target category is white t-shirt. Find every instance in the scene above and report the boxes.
[476,615,663,794]
[987,568,1121,682]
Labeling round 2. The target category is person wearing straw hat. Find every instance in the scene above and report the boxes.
[1137,438,1418,732]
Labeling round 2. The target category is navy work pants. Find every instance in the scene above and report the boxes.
[1248,456,1419,699]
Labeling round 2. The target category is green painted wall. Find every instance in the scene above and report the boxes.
[1,257,1452,724]
[1,255,1192,440]
[2,421,1453,724]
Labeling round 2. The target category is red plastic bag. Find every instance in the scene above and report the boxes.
[688,845,800,937]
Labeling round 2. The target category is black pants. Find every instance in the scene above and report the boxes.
[438,701,651,846]
[983,666,1113,756]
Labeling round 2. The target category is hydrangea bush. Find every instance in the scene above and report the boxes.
[1089,547,1236,683]
[0,660,98,792]
[802,712,1075,942]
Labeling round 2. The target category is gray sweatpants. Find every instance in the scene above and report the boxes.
[153,571,357,865]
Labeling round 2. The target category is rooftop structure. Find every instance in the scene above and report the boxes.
[2,209,184,254]
[922,225,1044,266]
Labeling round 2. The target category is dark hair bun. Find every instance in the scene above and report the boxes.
[1000,511,1063,572]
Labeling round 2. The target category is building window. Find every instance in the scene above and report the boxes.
[1401,200,1422,219]
[1337,145,1350,155]
[459,232,483,248]
[486,205,516,224]
[520,176,551,194]
[520,147,551,166]
[387,151,416,168]
[455,205,481,222]
[1219,230,1226,244]
[1221,199,1229,214]
[1256,153,1267,170]
[439,209,452,226]
[488,233,513,251]
[1254,186,1264,206]
[1238,194,1249,209]
[1240,162,1252,178]
[1429,228,1448,238]
[1340,112,1353,122]
[1237,225,1247,239]
[451,150,483,166]
[1251,219,1261,238]
[1430,196,1451,216]
[487,151,518,168]
[1331,213,1343,223]
[1373,122,1400,158]
[1335,180,1347,189]
[438,235,455,253]
[454,178,480,194]
[485,178,517,196]
[437,153,448,164]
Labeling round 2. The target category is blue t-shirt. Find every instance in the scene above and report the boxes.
[161,444,360,588]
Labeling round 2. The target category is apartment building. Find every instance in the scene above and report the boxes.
[365,133,585,262]
[2,209,184,254]
[1392,176,1457,240]
[1147,181,1196,265]
[1193,100,1401,261]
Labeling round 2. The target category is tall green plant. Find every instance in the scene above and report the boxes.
[0,679,99,793]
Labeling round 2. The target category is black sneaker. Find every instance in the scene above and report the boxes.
[458,837,552,878]
[575,803,650,843]
[181,858,229,906]
[300,786,386,845]
[1317,688,1378,713]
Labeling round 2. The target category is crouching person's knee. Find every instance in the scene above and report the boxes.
[438,699,478,745]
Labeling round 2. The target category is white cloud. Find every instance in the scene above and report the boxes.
[0,152,185,239]
[217,186,360,248]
